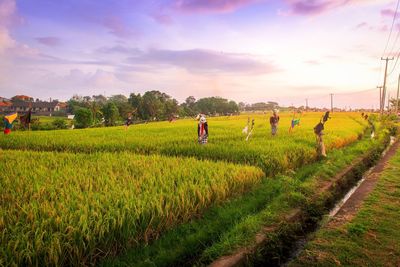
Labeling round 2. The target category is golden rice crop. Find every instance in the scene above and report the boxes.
[0,112,368,176]
[0,150,263,266]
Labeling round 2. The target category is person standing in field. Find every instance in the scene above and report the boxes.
[197,115,208,144]
[269,109,280,136]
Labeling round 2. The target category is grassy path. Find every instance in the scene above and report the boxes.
[290,141,400,266]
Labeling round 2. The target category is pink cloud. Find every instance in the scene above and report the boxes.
[356,22,367,29]
[173,0,258,14]
[304,60,320,65]
[127,48,278,75]
[150,12,174,25]
[282,0,375,16]
[35,36,61,46]
[0,0,18,53]
[381,8,400,18]
[102,16,140,38]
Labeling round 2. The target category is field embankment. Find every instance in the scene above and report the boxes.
[289,139,400,267]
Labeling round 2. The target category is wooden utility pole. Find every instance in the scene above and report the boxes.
[396,74,400,115]
[377,86,383,112]
[330,93,334,112]
[305,98,308,111]
[381,57,394,115]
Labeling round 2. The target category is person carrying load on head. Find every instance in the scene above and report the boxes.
[197,114,208,144]
[314,111,330,157]
[269,109,280,136]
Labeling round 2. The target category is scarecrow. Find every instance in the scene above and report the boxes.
[314,111,331,157]
[197,114,208,144]
[270,109,280,136]
[3,112,18,135]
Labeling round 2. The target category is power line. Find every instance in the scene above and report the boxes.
[382,0,400,57]
[381,57,394,115]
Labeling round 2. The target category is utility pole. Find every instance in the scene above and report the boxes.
[330,93,334,112]
[396,74,400,115]
[305,98,308,111]
[381,57,394,115]
[377,86,383,112]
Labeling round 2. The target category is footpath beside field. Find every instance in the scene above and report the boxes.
[290,141,400,266]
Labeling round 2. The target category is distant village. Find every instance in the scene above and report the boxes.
[0,94,376,118]
[0,95,67,116]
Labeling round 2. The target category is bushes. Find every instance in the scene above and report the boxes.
[74,108,93,128]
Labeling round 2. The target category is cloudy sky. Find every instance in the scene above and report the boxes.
[0,0,399,108]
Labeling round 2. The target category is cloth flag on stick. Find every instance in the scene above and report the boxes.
[3,112,18,135]
[246,119,255,141]
[291,118,300,128]
[289,110,302,133]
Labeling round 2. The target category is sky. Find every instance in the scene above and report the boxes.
[0,0,399,108]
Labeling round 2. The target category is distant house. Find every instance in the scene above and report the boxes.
[5,101,66,115]
[0,102,12,113]
[11,95,34,102]
[0,97,11,102]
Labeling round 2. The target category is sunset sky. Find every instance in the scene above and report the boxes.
[1,0,399,108]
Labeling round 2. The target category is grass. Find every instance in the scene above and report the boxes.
[290,141,400,266]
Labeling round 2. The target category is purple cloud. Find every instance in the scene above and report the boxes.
[150,12,174,25]
[35,37,61,46]
[282,0,373,16]
[97,45,141,55]
[102,16,140,38]
[381,8,400,18]
[172,0,258,14]
[356,22,367,29]
[127,48,277,74]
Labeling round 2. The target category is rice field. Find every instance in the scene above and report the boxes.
[0,150,263,266]
[0,112,371,266]
[0,112,367,175]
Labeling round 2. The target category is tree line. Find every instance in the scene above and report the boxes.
[67,91,246,128]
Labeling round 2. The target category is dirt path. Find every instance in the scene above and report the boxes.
[328,139,400,227]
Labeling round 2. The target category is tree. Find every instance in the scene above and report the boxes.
[128,93,143,119]
[74,108,93,128]
[238,102,246,111]
[102,102,120,126]
[89,101,103,124]
[109,94,128,103]
[109,94,132,119]
[141,91,163,120]
[92,94,107,104]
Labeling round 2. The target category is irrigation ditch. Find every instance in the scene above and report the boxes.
[208,134,396,267]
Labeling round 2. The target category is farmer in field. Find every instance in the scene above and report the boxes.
[197,114,208,144]
[269,109,280,136]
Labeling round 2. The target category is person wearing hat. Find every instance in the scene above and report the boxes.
[198,115,208,144]
[269,109,280,136]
